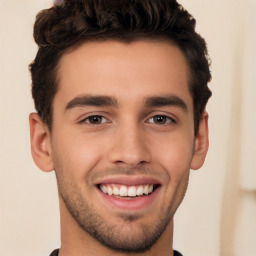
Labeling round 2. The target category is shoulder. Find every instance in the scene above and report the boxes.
[174,250,183,256]
[49,249,59,256]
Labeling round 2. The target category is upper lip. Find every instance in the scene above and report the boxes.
[95,175,162,186]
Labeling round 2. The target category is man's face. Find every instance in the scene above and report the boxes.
[44,40,207,252]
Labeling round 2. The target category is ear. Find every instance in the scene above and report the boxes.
[190,112,209,170]
[29,113,54,172]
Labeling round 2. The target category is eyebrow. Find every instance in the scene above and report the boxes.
[65,95,118,110]
[65,94,188,112]
[145,95,188,112]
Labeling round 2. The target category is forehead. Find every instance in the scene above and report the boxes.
[55,40,192,110]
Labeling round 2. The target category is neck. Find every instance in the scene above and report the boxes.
[58,198,174,256]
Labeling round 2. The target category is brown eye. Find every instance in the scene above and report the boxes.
[85,115,106,124]
[153,116,167,124]
[148,115,173,125]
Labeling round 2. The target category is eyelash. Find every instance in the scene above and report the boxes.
[81,115,109,125]
[80,114,176,125]
[147,115,176,125]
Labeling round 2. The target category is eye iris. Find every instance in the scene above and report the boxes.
[154,116,166,124]
[88,116,102,124]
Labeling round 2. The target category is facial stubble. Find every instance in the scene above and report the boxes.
[55,168,190,253]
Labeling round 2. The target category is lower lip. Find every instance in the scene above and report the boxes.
[97,187,160,211]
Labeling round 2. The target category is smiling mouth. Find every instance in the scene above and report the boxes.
[98,184,159,198]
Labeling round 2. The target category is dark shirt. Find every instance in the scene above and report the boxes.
[49,249,59,256]
[50,248,183,255]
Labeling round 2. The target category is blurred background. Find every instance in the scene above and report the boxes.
[0,0,255,255]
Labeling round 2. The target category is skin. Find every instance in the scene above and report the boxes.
[29,40,209,256]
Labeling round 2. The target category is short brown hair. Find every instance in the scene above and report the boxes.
[30,0,212,134]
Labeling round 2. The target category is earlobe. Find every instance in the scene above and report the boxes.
[29,113,54,172]
[190,112,209,170]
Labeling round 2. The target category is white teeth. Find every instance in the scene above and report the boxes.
[100,184,107,193]
[120,185,128,196]
[127,186,137,197]
[148,184,153,193]
[144,185,149,195]
[113,186,119,196]
[107,186,113,196]
[99,184,156,197]
[137,185,144,196]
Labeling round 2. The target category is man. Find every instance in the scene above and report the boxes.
[29,0,212,255]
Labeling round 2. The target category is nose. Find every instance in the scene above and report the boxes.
[107,122,151,167]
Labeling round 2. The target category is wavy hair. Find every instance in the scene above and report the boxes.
[30,0,212,134]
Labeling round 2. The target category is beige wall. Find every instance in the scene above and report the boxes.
[0,0,255,255]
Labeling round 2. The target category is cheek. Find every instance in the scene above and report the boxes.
[51,131,104,177]
[152,135,194,178]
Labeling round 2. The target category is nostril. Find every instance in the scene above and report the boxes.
[138,160,147,165]
[115,160,124,164]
